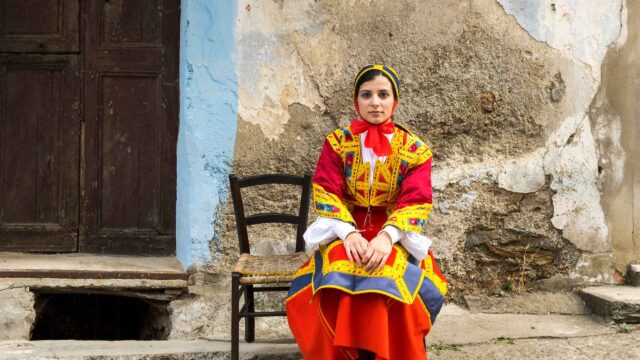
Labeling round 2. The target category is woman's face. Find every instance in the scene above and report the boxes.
[356,75,395,125]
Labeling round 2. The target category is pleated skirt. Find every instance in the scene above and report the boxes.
[286,207,447,359]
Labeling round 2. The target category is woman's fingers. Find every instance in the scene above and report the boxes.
[362,246,374,264]
[344,241,355,262]
[358,241,370,259]
[352,236,368,264]
[377,253,390,271]
[365,253,381,272]
[351,246,362,264]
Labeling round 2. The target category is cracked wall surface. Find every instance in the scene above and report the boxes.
[174,0,634,325]
[213,0,629,294]
[591,0,640,273]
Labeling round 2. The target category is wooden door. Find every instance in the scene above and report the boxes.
[81,0,178,255]
[0,1,81,252]
[0,0,178,255]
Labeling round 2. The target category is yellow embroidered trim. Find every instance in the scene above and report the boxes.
[386,127,408,201]
[425,271,448,296]
[326,130,342,154]
[384,203,433,232]
[313,241,421,304]
[421,256,448,295]
[329,127,433,210]
[293,256,315,278]
[312,183,355,224]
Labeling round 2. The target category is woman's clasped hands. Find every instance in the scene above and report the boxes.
[344,231,393,272]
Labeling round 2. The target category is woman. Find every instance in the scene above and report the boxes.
[286,64,447,360]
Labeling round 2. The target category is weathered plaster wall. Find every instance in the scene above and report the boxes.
[171,0,634,340]
[206,0,627,293]
[176,0,238,269]
[591,0,640,273]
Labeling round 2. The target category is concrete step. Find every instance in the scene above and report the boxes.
[463,292,587,315]
[0,340,300,360]
[580,286,640,323]
[428,304,615,346]
[628,264,640,286]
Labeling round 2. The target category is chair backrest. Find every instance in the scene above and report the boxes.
[228,173,312,254]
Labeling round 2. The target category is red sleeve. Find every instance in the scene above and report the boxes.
[311,138,355,224]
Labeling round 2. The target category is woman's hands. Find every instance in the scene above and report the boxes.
[344,231,393,272]
[344,232,369,264]
[363,232,392,272]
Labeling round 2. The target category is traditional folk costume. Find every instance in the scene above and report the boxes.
[286,65,447,360]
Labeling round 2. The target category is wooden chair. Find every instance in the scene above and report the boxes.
[228,173,312,360]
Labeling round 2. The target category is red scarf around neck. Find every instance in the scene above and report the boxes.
[349,119,395,156]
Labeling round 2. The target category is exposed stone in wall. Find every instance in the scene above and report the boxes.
[0,287,35,340]
[430,181,580,298]
[168,277,291,341]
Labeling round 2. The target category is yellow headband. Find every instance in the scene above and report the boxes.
[353,64,400,99]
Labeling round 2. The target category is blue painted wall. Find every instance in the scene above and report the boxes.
[177,0,238,269]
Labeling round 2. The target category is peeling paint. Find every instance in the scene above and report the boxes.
[177,0,238,269]
[497,0,623,82]
[235,0,326,140]
[498,149,546,193]
[432,162,501,191]
[545,115,609,253]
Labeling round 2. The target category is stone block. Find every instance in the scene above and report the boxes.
[627,264,640,286]
[579,286,640,323]
[168,280,292,341]
[0,287,36,340]
[464,292,586,315]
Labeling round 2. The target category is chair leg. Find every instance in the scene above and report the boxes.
[231,272,240,360]
[245,284,255,342]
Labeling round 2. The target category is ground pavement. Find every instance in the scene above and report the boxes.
[1,293,638,359]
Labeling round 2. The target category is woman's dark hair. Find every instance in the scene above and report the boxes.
[354,70,397,100]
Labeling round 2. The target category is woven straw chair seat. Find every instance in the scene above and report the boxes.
[233,252,309,285]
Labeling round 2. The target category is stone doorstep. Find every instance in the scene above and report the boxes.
[0,340,300,360]
[579,286,640,324]
[0,252,188,290]
[628,264,640,286]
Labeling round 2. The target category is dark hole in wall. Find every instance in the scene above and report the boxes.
[31,293,170,340]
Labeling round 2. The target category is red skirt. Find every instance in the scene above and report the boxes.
[286,207,447,359]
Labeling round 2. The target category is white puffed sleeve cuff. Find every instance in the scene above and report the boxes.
[379,226,432,262]
[380,225,402,244]
[303,217,356,249]
[400,232,432,262]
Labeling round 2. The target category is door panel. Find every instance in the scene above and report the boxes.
[99,75,160,230]
[0,54,80,251]
[0,0,177,255]
[81,0,178,255]
[0,0,79,53]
